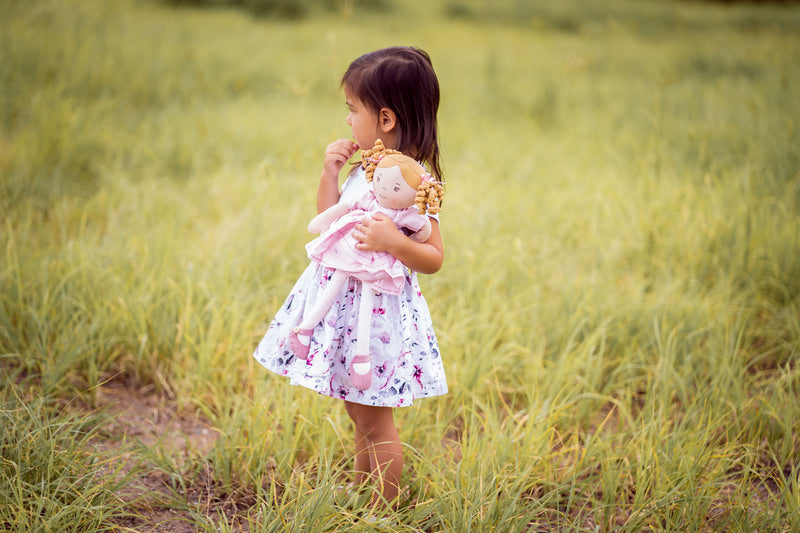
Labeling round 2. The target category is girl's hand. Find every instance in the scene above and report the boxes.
[322,139,359,179]
[352,213,404,253]
[318,139,359,212]
[355,214,444,274]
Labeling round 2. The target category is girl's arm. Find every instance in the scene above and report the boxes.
[318,139,359,213]
[353,214,444,275]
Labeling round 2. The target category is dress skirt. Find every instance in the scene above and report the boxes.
[253,261,448,407]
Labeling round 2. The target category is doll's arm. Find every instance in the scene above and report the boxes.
[308,202,350,234]
[408,217,432,243]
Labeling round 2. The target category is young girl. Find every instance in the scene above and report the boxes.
[253,46,447,509]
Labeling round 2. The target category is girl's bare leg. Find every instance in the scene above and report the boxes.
[344,401,403,508]
[345,402,371,485]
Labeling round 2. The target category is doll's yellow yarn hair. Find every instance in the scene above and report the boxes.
[362,139,444,215]
[362,139,401,181]
[414,174,444,215]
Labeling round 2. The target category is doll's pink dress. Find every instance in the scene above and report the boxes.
[252,167,448,408]
[304,187,428,296]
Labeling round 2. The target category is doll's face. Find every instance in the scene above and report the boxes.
[372,165,417,209]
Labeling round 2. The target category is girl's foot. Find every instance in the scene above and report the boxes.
[289,327,312,360]
[333,481,368,507]
[350,354,372,390]
[365,514,394,526]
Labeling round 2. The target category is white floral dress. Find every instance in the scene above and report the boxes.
[253,167,448,407]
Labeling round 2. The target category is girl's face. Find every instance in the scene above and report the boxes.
[345,91,381,149]
[372,165,417,209]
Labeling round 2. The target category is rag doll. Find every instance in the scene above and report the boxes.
[288,139,444,390]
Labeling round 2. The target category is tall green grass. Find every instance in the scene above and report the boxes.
[2,0,799,530]
[0,374,139,531]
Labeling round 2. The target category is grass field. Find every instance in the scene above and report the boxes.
[2,0,800,530]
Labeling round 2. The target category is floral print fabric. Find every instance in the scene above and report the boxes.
[253,261,448,407]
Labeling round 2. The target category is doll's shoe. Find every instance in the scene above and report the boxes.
[350,355,372,391]
[289,327,312,360]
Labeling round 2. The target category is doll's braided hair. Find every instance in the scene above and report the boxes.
[362,139,401,181]
[415,176,444,215]
[362,139,444,215]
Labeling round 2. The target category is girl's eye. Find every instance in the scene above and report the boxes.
[393,186,400,192]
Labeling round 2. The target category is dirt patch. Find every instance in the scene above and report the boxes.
[93,381,225,532]
[95,382,218,456]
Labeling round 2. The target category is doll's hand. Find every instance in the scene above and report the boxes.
[352,213,404,253]
[322,139,359,179]
[409,218,432,243]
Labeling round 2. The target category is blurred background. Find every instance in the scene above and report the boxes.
[2,0,799,530]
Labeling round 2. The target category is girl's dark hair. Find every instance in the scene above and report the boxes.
[342,46,443,181]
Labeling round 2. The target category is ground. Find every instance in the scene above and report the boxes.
[93,382,228,532]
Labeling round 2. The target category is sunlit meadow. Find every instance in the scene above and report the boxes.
[1,0,799,530]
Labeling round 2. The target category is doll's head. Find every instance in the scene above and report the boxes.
[363,140,443,215]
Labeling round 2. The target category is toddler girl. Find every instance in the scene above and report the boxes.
[253,46,447,510]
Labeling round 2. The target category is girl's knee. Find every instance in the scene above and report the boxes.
[344,400,358,421]
[345,402,394,435]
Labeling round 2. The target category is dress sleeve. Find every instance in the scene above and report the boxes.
[339,166,367,207]
[395,208,429,233]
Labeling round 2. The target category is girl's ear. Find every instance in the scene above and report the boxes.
[379,107,397,133]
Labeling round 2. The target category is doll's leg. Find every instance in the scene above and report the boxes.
[290,269,348,360]
[350,281,376,390]
[355,282,376,356]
